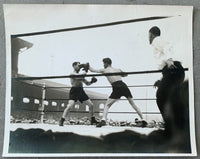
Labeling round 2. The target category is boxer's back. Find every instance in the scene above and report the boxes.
[104,66,122,84]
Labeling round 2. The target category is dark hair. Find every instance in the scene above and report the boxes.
[72,62,80,67]
[103,58,112,65]
[149,26,161,36]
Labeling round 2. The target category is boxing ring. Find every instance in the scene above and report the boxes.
[11,69,186,120]
[10,15,188,135]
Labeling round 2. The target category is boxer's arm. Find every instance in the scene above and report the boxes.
[89,66,105,73]
[119,69,128,77]
[82,77,97,86]
[82,79,92,86]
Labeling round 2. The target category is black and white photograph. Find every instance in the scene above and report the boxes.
[2,4,197,157]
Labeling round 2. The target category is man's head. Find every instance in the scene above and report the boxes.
[72,62,81,72]
[103,58,112,68]
[149,26,161,44]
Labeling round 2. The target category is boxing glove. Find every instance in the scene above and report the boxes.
[79,63,90,72]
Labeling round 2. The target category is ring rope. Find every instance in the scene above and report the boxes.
[18,96,156,101]
[13,80,154,89]
[12,108,160,114]
[11,16,170,38]
[13,68,188,81]
[45,98,156,101]
[17,95,156,101]
[45,85,154,89]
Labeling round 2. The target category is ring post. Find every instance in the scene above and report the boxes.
[40,83,46,123]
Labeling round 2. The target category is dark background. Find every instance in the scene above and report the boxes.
[0,0,200,159]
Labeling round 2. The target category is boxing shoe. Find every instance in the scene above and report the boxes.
[141,120,148,127]
[59,117,65,126]
[90,77,97,84]
[96,120,106,127]
[135,118,148,128]
[91,116,98,125]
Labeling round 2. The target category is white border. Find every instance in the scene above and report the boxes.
[188,7,197,156]
[2,152,198,157]
[2,4,197,157]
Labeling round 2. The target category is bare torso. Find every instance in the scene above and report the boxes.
[70,72,84,87]
[103,66,122,84]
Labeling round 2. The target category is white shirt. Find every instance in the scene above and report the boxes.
[151,37,174,69]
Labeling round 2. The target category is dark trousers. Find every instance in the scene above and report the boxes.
[156,61,186,135]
